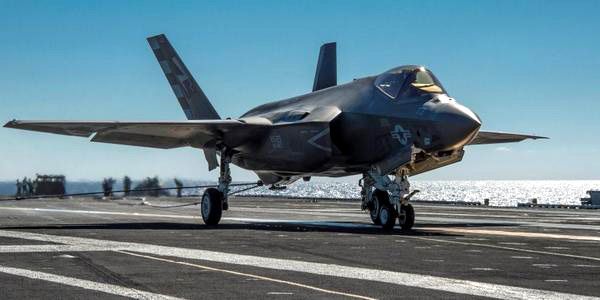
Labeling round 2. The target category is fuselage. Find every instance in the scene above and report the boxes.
[231,65,481,183]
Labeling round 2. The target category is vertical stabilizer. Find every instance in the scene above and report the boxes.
[312,42,337,92]
[147,34,220,120]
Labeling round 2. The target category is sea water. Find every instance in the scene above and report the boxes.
[3,180,597,208]
[236,180,600,207]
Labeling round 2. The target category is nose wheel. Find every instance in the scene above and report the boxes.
[361,169,416,230]
[397,203,415,230]
[368,192,381,225]
[369,189,396,230]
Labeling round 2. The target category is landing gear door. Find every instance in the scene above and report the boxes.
[372,146,413,176]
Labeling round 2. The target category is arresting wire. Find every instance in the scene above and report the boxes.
[0,181,262,202]
[140,183,264,208]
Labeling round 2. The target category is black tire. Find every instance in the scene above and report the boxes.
[379,201,397,230]
[201,188,223,225]
[398,203,415,230]
[369,189,390,225]
[369,190,384,225]
[373,190,396,230]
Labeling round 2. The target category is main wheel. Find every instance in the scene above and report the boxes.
[398,203,415,230]
[201,188,223,225]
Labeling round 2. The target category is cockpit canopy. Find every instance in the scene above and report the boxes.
[374,65,446,99]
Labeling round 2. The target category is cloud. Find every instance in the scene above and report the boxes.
[495,146,512,152]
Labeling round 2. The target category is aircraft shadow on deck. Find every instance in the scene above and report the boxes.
[0,220,516,236]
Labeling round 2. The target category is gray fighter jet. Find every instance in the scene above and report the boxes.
[4,34,546,229]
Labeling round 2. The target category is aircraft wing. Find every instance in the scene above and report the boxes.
[3,119,268,149]
[469,131,548,145]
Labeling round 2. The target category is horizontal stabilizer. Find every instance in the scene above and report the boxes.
[147,34,220,120]
[312,42,337,91]
[469,131,548,145]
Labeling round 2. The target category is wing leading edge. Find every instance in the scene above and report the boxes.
[469,131,548,145]
[3,119,268,149]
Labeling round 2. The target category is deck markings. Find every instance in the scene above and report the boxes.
[533,264,558,269]
[408,236,600,262]
[573,264,600,268]
[0,265,185,300]
[423,259,445,262]
[117,250,375,300]
[0,230,597,300]
[0,244,124,253]
[267,292,294,295]
[420,227,600,242]
[0,206,197,220]
[3,205,600,232]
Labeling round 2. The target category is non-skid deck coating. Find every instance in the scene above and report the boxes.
[0,196,599,299]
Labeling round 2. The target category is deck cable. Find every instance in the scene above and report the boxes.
[0,181,262,202]
[140,183,263,208]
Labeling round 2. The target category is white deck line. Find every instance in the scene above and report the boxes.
[0,206,197,219]
[0,230,597,300]
[0,265,185,300]
[118,250,376,300]
[0,244,124,253]
[420,227,600,242]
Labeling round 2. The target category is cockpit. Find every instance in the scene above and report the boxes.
[374,66,446,100]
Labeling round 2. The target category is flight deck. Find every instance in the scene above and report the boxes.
[0,196,599,299]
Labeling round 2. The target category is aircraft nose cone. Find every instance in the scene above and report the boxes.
[453,104,481,135]
[434,103,481,150]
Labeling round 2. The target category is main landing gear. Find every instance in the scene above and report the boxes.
[361,169,416,230]
[200,152,232,225]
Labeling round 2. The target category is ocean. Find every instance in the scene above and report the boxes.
[1,180,598,207]
[233,180,600,207]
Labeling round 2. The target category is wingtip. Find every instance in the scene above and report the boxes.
[530,134,549,140]
[3,119,19,128]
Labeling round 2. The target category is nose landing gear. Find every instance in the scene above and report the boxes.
[367,189,396,229]
[361,169,416,230]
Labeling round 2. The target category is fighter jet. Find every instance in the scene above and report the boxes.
[4,34,546,230]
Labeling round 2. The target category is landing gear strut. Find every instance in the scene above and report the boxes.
[361,169,416,230]
[200,150,232,226]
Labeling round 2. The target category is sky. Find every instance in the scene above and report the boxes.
[0,0,599,182]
